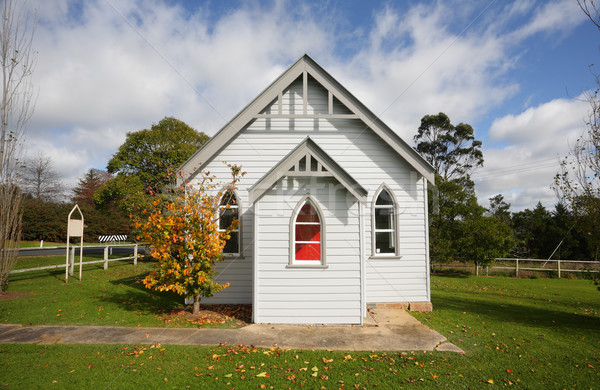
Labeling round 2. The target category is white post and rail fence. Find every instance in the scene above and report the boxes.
[9,243,143,276]
[431,258,600,278]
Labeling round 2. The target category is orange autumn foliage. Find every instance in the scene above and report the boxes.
[133,164,244,310]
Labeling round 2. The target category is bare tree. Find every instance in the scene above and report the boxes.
[553,81,600,260]
[577,0,600,30]
[553,1,600,260]
[19,152,64,201]
[0,0,37,290]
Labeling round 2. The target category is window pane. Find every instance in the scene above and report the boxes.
[220,190,237,206]
[310,155,319,171]
[375,189,393,205]
[375,232,395,254]
[219,208,237,230]
[296,224,320,242]
[223,231,239,254]
[295,242,321,260]
[298,156,306,171]
[375,207,393,230]
[297,203,319,222]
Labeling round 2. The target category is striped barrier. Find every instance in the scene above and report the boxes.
[98,235,127,243]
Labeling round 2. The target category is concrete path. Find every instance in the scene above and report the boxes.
[0,308,463,353]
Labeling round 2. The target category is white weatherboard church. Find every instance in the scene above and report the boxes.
[179,55,435,325]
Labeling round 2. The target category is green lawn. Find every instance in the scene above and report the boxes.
[1,266,599,388]
[18,241,64,248]
[1,258,247,328]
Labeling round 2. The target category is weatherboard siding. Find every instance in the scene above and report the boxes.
[200,209,253,304]
[189,71,429,313]
[256,177,362,324]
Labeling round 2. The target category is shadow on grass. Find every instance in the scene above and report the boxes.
[102,272,184,317]
[432,271,471,278]
[434,294,600,332]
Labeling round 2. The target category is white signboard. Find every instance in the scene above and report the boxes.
[65,205,84,282]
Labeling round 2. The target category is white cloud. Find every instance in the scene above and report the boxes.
[474,94,589,210]
[20,0,589,205]
[512,0,586,40]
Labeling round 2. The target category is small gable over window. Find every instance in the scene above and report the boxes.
[288,153,328,174]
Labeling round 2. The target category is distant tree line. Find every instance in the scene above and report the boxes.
[18,113,598,263]
[20,117,209,243]
[416,113,599,266]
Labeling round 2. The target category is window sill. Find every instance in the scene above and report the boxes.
[369,255,402,260]
[286,264,329,269]
[223,254,245,259]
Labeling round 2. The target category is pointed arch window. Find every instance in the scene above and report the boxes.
[289,198,326,267]
[372,186,398,256]
[218,190,240,255]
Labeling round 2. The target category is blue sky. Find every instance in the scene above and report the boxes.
[24,0,598,210]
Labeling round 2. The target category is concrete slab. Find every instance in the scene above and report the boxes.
[436,341,465,354]
[0,309,462,352]
[0,324,21,336]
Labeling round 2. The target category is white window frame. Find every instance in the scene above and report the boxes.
[287,195,327,268]
[371,184,400,258]
[218,189,241,257]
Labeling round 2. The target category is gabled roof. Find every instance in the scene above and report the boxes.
[248,137,368,203]
[178,54,435,185]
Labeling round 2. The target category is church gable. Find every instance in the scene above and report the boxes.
[260,74,354,117]
[248,137,367,203]
[178,54,434,185]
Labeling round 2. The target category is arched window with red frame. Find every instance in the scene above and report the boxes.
[293,199,323,263]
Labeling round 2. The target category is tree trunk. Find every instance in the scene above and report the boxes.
[192,294,200,314]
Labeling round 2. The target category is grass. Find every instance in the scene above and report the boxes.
[1,258,247,328]
[1,266,599,388]
[13,254,129,271]
[19,241,64,248]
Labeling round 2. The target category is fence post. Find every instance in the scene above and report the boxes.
[558,260,561,279]
[104,246,109,270]
[69,246,75,276]
[133,244,138,266]
[516,259,519,278]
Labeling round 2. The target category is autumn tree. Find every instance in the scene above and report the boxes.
[134,164,244,314]
[71,168,113,204]
[0,0,36,290]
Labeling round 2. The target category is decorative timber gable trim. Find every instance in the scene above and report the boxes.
[248,137,368,204]
[178,54,435,185]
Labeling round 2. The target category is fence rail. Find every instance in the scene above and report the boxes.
[432,258,600,278]
[10,244,141,276]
